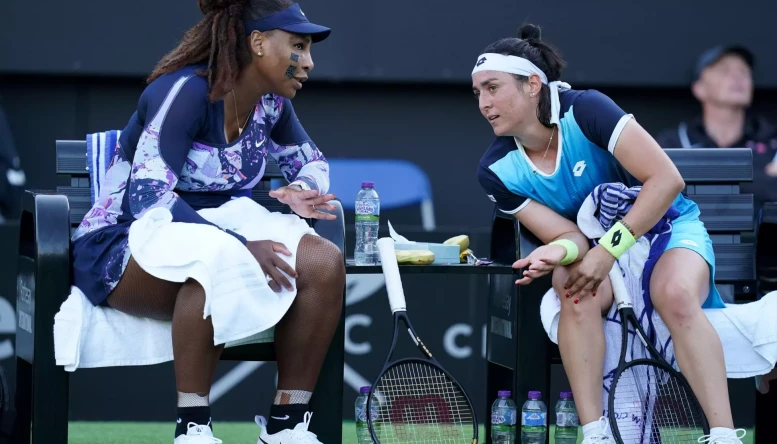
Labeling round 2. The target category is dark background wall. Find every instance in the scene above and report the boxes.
[2,0,776,87]
[1,0,775,429]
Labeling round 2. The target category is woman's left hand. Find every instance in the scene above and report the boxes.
[564,244,616,300]
[269,186,337,220]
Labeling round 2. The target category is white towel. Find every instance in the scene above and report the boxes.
[54,197,316,371]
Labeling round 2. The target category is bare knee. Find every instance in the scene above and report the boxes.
[297,236,345,303]
[652,280,703,327]
[177,279,206,306]
[553,266,604,323]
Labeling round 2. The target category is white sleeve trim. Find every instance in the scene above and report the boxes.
[608,114,634,154]
[499,198,531,215]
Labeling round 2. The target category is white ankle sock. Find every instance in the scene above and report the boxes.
[582,420,606,438]
[710,427,735,438]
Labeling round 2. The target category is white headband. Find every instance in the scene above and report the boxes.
[472,53,570,125]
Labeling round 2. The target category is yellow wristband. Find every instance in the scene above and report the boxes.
[599,221,637,259]
[549,239,579,266]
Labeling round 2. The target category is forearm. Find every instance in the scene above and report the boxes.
[622,176,684,238]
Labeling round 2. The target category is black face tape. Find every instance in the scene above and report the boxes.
[290,53,300,63]
[285,65,297,79]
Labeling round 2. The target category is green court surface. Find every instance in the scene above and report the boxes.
[67,422,755,443]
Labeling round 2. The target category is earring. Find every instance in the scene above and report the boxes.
[257,51,263,56]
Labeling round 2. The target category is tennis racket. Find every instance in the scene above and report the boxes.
[366,237,478,444]
[607,262,709,443]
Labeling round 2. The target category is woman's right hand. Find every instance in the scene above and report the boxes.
[512,243,567,285]
[246,240,298,292]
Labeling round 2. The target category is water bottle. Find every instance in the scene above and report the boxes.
[355,181,380,265]
[355,386,378,443]
[521,391,547,444]
[491,390,516,443]
[555,391,579,444]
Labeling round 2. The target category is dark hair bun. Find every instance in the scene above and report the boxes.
[518,24,542,41]
[199,0,246,15]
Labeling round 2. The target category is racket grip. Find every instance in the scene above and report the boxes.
[608,261,630,307]
[377,237,408,313]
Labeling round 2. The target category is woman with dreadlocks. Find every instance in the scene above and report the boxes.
[69,1,344,442]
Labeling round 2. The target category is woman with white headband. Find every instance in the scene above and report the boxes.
[474,24,744,444]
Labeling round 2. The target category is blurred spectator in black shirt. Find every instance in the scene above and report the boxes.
[656,45,777,213]
[0,104,25,222]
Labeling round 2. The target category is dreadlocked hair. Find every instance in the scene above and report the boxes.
[147,0,295,102]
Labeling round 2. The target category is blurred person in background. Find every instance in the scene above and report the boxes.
[0,103,26,222]
[656,45,777,214]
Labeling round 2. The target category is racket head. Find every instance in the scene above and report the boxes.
[608,358,710,443]
[377,237,407,313]
[367,357,478,444]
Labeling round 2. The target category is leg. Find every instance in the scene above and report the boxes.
[107,257,224,438]
[267,235,345,432]
[553,263,613,425]
[649,248,733,429]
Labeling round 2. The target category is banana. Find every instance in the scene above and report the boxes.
[395,250,435,265]
[460,248,473,263]
[444,234,470,253]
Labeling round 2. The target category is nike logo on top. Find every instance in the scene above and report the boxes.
[271,415,290,420]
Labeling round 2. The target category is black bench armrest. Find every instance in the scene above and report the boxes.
[15,190,71,443]
[490,209,544,264]
[310,199,346,254]
[757,202,777,295]
[16,189,71,362]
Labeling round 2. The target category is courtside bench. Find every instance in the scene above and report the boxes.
[755,201,777,442]
[14,138,347,444]
[485,148,763,444]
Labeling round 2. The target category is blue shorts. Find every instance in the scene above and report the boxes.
[663,196,725,309]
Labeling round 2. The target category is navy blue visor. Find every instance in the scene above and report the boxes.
[244,4,331,43]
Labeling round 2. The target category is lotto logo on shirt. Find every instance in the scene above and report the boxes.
[573,160,587,177]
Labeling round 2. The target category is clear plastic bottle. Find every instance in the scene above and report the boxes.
[354,181,380,265]
[491,390,516,443]
[554,391,579,444]
[521,390,547,444]
[355,386,379,443]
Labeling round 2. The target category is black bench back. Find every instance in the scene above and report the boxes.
[490,147,756,302]
[55,139,289,228]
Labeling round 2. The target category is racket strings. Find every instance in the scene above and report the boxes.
[371,361,474,443]
[612,363,706,443]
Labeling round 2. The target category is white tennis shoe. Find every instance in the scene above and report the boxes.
[256,411,322,444]
[697,429,747,443]
[173,422,223,444]
[581,416,615,444]
[581,434,616,444]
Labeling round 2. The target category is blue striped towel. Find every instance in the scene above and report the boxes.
[581,182,680,442]
[86,130,121,205]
